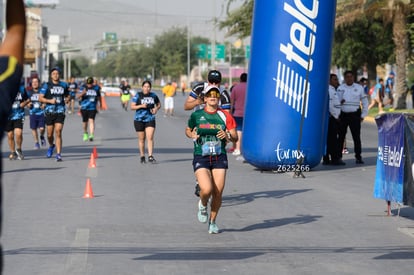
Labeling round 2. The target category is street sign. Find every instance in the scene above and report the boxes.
[196,44,207,59]
[245,45,250,59]
[211,44,225,60]
[103,32,117,42]
[196,44,226,60]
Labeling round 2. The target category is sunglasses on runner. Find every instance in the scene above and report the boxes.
[205,91,220,98]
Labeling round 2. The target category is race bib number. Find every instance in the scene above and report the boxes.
[33,102,40,109]
[89,97,95,102]
[201,139,222,156]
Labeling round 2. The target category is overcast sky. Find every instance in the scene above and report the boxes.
[41,0,243,51]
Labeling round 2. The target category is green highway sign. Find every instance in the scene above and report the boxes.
[196,44,226,60]
[104,32,117,42]
[245,45,250,59]
[196,44,207,59]
[208,44,225,59]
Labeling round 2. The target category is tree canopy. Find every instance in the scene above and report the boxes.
[86,27,206,82]
[332,16,394,83]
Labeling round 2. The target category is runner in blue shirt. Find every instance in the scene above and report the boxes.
[130,80,161,164]
[385,71,395,106]
[78,77,102,142]
[39,67,69,161]
[27,76,46,149]
[5,84,29,160]
[67,76,79,114]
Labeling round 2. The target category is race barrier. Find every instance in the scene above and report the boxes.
[374,113,414,212]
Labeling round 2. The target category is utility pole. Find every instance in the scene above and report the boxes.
[1,0,5,41]
[228,42,232,86]
[187,21,191,88]
[211,0,216,69]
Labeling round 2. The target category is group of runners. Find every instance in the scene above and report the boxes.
[6,65,240,235]
[5,69,102,162]
[129,69,240,234]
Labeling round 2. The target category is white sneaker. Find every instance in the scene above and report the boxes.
[232,149,241,156]
[197,200,208,223]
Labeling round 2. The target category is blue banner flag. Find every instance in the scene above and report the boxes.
[374,114,405,203]
[402,116,414,206]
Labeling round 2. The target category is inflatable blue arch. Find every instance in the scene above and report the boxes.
[243,0,337,170]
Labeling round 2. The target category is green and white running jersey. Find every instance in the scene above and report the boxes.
[188,108,236,156]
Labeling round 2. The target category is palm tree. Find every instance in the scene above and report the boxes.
[337,0,412,109]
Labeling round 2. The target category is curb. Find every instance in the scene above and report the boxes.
[365,116,376,124]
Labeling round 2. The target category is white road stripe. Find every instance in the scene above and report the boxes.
[63,228,90,275]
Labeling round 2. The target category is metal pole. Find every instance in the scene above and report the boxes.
[211,0,216,68]
[187,21,190,88]
[293,23,316,179]
[1,0,5,41]
[63,53,67,80]
[68,53,71,79]
[229,42,232,87]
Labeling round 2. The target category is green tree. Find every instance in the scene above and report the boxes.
[93,52,118,78]
[336,0,413,109]
[72,56,92,77]
[220,0,253,38]
[332,16,394,86]
[114,44,140,77]
[152,27,195,80]
[91,27,209,80]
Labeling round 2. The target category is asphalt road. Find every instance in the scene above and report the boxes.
[2,92,414,275]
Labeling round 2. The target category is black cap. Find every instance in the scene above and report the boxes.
[50,66,61,74]
[86,77,93,84]
[208,70,222,84]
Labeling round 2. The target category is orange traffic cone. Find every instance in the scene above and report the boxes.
[88,153,96,168]
[92,146,98,159]
[82,178,94,198]
[101,95,108,110]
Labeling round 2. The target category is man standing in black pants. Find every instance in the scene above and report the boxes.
[323,74,345,165]
[337,70,369,164]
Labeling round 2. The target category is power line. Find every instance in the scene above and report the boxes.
[52,6,227,21]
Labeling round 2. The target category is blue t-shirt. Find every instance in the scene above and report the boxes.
[9,85,28,120]
[69,82,78,97]
[27,90,44,116]
[80,85,101,110]
[372,83,383,98]
[385,77,394,93]
[132,92,160,122]
[40,81,69,114]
